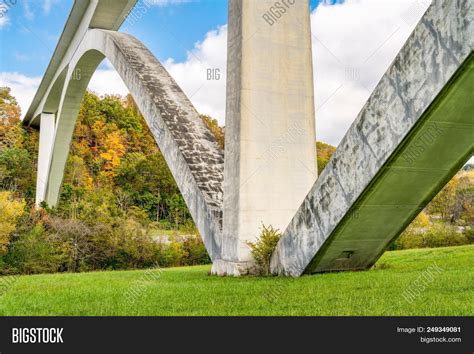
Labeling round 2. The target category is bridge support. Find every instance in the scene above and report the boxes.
[212,0,317,275]
[35,113,55,206]
[270,0,473,276]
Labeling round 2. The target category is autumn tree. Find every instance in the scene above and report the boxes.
[0,191,25,254]
[0,87,22,149]
[0,88,37,197]
[429,171,474,224]
[201,115,225,149]
[316,141,336,172]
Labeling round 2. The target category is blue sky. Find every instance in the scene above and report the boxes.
[0,0,441,150]
[1,0,327,76]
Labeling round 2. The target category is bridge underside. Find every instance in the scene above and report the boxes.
[25,0,473,277]
[271,0,473,276]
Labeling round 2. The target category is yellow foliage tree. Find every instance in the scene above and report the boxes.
[0,191,25,255]
[429,176,460,221]
[414,211,430,228]
[99,131,126,176]
[201,115,225,149]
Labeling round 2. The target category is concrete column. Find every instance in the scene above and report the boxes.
[213,0,317,275]
[35,113,55,206]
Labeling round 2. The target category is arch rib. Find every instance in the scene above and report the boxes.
[42,29,224,260]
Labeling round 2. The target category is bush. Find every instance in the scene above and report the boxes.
[182,236,210,266]
[155,235,209,267]
[1,212,211,275]
[246,224,281,276]
[394,223,470,250]
[0,191,25,255]
[160,240,187,267]
[4,223,64,275]
[464,227,474,243]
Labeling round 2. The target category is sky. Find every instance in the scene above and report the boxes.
[0,0,453,153]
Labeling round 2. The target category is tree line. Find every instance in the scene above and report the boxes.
[0,87,472,275]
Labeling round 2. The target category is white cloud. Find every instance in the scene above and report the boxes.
[23,1,34,21]
[1,0,433,148]
[163,25,228,122]
[0,72,41,117]
[14,52,30,62]
[0,14,9,28]
[88,60,129,97]
[43,0,59,15]
[310,0,430,145]
[0,60,127,119]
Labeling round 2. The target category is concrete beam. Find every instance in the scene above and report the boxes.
[213,0,317,275]
[35,113,55,206]
[271,0,473,276]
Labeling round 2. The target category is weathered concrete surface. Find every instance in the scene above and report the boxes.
[214,0,317,275]
[271,0,474,276]
[41,29,224,260]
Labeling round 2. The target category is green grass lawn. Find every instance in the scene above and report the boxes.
[1,245,473,316]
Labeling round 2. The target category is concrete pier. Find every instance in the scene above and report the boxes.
[213,0,317,275]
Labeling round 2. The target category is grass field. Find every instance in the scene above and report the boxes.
[0,245,473,316]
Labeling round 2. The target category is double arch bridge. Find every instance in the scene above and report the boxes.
[23,0,473,276]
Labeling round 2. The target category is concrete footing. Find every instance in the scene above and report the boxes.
[210,260,258,277]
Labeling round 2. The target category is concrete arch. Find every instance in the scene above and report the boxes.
[43,66,69,117]
[42,29,224,260]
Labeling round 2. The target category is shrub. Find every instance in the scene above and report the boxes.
[109,218,160,269]
[4,223,64,275]
[0,191,25,255]
[246,224,281,276]
[182,236,210,266]
[2,213,213,275]
[160,240,188,267]
[463,227,474,243]
[394,223,470,250]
